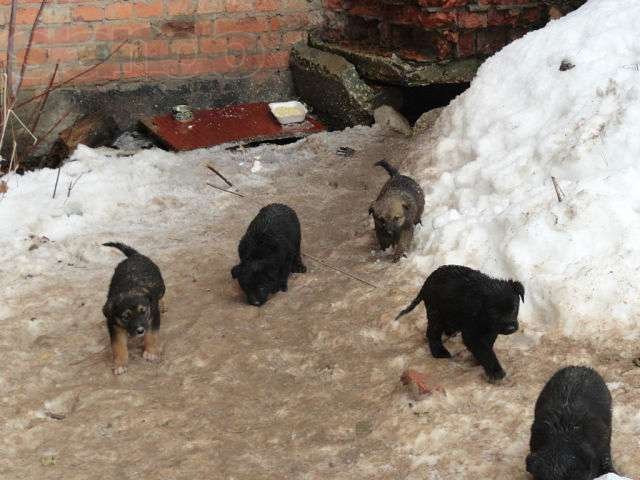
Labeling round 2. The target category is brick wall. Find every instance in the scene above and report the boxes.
[320,0,549,63]
[1,0,320,89]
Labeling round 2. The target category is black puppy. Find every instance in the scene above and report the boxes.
[102,242,165,375]
[231,203,306,306]
[527,366,615,480]
[396,265,524,382]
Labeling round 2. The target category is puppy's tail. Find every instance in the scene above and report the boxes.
[374,160,398,177]
[395,292,422,320]
[103,242,139,257]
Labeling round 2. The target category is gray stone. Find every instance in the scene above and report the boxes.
[373,105,412,137]
[290,43,379,129]
[413,107,445,135]
[309,34,483,87]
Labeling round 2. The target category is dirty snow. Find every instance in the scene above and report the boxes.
[2,0,640,478]
[409,0,640,340]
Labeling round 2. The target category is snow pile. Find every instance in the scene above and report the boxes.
[596,475,633,480]
[409,0,640,339]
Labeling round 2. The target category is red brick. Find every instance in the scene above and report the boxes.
[255,0,280,11]
[348,0,381,18]
[270,13,308,31]
[105,3,134,20]
[197,0,225,13]
[282,0,308,11]
[323,0,342,11]
[48,46,78,63]
[135,0,164,18]
[477,28,508,54]
[16,47,48,66]
[42,7,71,24]
[225,0,254,12]
[167,0,196,16]
[458,11,487,29]
[258,32,282,49]
[418,0,466,7]
[195,19,215,35]
[457,31,476,57]
[520,6,543,24]
[282,30,306,45]
[227,33,257,52]
[215,17,270,34]
[200,37,227,54]
[419,11,457,29]
[488,8,518,27]
[401,370,442,398]
[95,22,152,41]
[122,59,180,78]
[15,7,39,25]
[72,6,104,22]
[387,5,421,25]
[170,38,198,55]
[51,25,94,44]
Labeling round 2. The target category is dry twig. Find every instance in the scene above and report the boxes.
[206,163,233,187]
[206,182,245,198]
[551,176,565,202]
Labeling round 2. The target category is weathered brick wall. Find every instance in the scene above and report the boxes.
[320,0,549,63]
[1,0,321,89]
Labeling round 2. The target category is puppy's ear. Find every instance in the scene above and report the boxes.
[511,281,525,303]
[102,300,113,319]
[525,453,536,474]
[231,265,241,279]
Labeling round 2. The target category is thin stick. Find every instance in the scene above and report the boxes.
[16,40,129,109]
[14,0,48,99]
[551,176,565,202]
[206,182,245,198]
[52,165,61,199]
[206,163,233,187]
[6,0,18,103]
[66,172,84,198]
[302,252,378,289]
[29,62,58,133]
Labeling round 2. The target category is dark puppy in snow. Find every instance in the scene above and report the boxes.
[396,265,524,382]
[369,160,424,262]
[232,203,306,306]
[527,366,615,480]
[102,242,165,375]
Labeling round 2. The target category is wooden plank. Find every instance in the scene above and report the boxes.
[139,102,326,151]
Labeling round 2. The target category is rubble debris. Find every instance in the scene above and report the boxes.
[413,107,444,135]
[373,105,412,137]
[401,369,442,399]
[559,59,575,71]
[44,112,119,169]
[336,146,356,157]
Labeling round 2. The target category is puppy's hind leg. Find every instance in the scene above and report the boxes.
[426,320,451,358]
[110,324,129,375]
[292,252,306,273]
[143,301,161,363]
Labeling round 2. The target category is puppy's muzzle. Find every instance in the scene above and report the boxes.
[135,327,145,336]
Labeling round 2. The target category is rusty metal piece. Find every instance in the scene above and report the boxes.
[140,102,326,151]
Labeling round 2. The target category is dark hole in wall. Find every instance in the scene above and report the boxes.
[395,83,470,125]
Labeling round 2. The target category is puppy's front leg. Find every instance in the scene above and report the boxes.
[392,227,413,262]
[143,301,161,362]
[110,324,129,375]
[462,331,505,382]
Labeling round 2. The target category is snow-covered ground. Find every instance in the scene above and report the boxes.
[2,0,640,478]
[408,0,640,341]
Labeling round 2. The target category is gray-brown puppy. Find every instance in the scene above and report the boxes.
[369,160,425,262]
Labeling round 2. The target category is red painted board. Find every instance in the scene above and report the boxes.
[140,102,326,151]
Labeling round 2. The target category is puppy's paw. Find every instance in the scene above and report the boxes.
[113,365,127,375]
[486,370,506,384]
[143,350,160,363]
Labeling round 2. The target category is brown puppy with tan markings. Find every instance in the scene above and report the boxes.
[369,160,425,262]
[102,242,165,375]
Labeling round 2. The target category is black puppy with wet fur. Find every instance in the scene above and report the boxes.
[527,366,616,480]
[396,265,524,382]
[232,203,306,306]
[102,242,165,375]
[369,160,424,262]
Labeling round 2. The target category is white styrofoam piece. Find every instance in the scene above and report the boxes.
[268,101,307,125]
